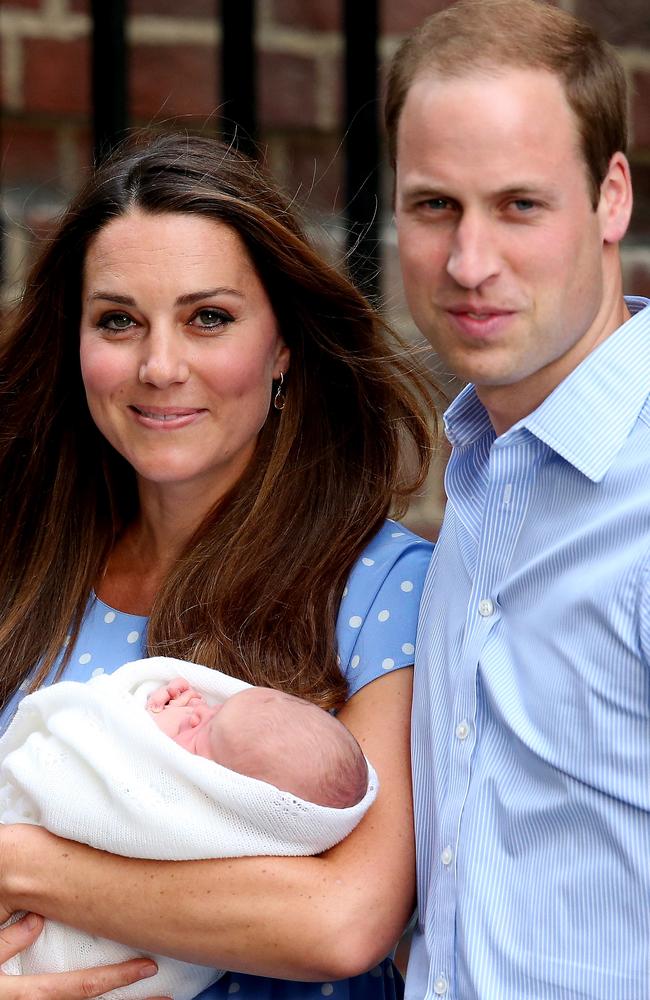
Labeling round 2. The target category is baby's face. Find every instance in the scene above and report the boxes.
[154,695,222,759]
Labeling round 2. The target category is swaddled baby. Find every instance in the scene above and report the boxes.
[0,657,378,1000]
[146,675,368,809]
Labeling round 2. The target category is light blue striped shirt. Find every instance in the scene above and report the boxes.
[407,298,650,1000]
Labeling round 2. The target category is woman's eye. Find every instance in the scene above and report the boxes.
[191,308,233,329]
[99,312,134,331]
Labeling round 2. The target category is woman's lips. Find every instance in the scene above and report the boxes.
[129,404,206,429]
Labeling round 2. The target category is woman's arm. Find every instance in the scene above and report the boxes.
[0,668,414,982]
[0,913,168,999]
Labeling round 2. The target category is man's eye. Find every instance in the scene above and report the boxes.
[191,308,233,329]
[512,199,536,211]
[424,198,452,210]
[100,312,134,330]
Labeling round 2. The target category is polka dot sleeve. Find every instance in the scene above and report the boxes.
[336,520,433,699]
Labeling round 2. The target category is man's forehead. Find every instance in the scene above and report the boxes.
[395,68,585,183]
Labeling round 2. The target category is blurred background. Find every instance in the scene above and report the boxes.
[2,0,649,537]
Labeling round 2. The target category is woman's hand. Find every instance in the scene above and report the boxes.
[0,912,170,999]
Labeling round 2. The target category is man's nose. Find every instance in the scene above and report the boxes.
[446,212,501,289]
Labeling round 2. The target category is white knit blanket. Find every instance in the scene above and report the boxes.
[0,657,378,999]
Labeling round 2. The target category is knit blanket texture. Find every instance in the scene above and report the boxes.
[0,656,378,999]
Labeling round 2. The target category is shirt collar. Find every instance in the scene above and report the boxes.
[443,297,650,481]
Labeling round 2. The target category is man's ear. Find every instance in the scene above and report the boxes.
[598,152,633,245]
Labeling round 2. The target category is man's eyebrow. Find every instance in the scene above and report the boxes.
[87,287,245,306]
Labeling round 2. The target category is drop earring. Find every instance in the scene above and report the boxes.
[273,372,286,411]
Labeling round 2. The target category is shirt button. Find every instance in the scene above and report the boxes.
[478,598,494,617]
[441,846,453,866]
[455,720,469,741]
[434,975,448,995]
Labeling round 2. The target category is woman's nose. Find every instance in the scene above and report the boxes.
[138,330,190,387]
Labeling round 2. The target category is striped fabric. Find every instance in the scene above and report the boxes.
[406,298,650,1000]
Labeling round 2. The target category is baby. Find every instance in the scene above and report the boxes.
[0,657,378,999]
[146,676,368,808]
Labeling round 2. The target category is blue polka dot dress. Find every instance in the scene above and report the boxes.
[0,520,433,999]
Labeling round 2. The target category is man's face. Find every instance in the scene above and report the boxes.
[395,67,628,430]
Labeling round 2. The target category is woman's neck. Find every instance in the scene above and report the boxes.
[97,481,219,616]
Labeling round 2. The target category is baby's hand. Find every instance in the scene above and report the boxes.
[146,677,203,714]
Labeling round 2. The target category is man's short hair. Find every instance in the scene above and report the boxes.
[385,0,628,208]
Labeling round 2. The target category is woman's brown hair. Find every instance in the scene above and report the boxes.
[0,132,438,711]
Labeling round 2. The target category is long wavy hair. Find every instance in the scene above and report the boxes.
[0,132,438,711]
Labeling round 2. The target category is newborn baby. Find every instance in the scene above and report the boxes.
[146,676,368,808]
[0,657,378,999]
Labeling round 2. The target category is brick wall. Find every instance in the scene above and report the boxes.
[2,0,648,300]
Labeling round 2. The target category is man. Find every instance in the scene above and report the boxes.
[386,2,650,997]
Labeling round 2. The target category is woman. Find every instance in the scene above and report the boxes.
[0,133,437,999]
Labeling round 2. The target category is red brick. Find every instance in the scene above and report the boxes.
[69,0,212,15]
[2,0,43,8]
[575,0,650,47]
[130,0,214,14]
[631,72,650,151]
[259,51,318,129]
[381,0,454,36]
[129,43,218,120]
[23,38,90,116]
[271,0,340,32]
[1,121,60,184]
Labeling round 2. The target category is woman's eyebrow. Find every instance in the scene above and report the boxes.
[175,288,245,305]
[86,288,246,306]
[87,291,135,304]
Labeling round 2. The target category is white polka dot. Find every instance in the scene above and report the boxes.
[402,642,415,655]
[321,986,334,997]
[348,615,363,629]
[370,965,383,977]
[78,653,92,665]
[400,580,414,592]
[351,655,360,668]
[382,658,395,670]
[342,586,348,597]
[227,985,240,995]
[362,557,375,566]
[377,609,390,622]
[91,667,105,678]
[391,531,404,538]
[103,611,116,624]
[126,630,140,644]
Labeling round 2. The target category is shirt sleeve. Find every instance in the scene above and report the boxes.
[335,521,434,699]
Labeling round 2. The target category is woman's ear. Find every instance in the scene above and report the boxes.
[273,342,291,379]
[598,152,633,245]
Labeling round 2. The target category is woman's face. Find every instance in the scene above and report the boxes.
[79,209,289,505]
